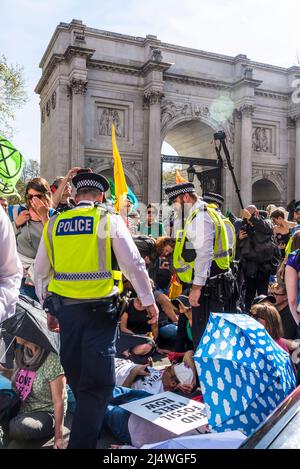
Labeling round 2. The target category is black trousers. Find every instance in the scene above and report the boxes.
[244,270,270,312]
[56,300,118,449]
[192,293,224,351]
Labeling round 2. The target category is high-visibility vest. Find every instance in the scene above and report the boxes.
[43,205,122,299]
[223,218,236,262]
[206,203,236,262]
[173,205,230,283]
[285,225,300,257]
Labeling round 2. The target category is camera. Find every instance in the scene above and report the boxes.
[213,130,226,141]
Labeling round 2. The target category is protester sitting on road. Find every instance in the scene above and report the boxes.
[120,297,158,339]
[171,295,194,355]
[147,236,175,283]
[1,337,67,449]
[249,303,292,352]
[104,386,207,448]
[269,282,298,340]
[114,351,196,396]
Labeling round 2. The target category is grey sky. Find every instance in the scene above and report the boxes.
[1,0,300,163]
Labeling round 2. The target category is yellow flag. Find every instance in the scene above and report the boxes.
[112,124,128,213]
[176,169,187,184]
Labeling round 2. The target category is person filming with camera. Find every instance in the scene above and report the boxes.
[238,205,277,311]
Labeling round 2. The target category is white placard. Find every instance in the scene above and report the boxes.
[120,391,208,435]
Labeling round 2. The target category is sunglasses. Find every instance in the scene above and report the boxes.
[26,194,46,200]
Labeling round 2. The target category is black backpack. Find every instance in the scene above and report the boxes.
[0,389,21,425]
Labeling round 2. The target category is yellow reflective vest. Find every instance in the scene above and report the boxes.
[173,205,230,283]
[43,205,122,299]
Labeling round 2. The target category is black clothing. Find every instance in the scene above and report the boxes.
[56,301,118,449]
[192,295,224,351]
[238,215,275,310]
[56,200,75,213]
[238,215,274,274]
[244,271,270,312]
[125,300,151,335]
[279,304,298,339]
[174,314,193,353]
[274,231,291,258]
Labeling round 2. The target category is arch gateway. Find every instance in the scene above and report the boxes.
[36,19,300,213]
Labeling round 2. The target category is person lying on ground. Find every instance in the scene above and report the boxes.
[114,350,197,396]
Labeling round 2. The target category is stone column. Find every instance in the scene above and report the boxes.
[287,117,296,204]
[144,88,164,204]
[69,78,87,168]
[240,105,254,207]
[295,116,300,200]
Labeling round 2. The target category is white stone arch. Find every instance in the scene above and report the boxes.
[161,113,219,143]
[92,162,141,195]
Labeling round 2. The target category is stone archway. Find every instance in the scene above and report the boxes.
[252,179,282,210]
[85,158,142,198]
[161,116,229,203]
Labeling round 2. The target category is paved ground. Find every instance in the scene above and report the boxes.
[0,352,172,449]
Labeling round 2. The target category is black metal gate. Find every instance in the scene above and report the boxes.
[161,154,222,201]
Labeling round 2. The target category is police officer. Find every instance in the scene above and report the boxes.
[202,192,236,262]
[165,182,232,350]
[34,171,158,449]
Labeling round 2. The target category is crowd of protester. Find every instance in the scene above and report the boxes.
[1,166,300,449]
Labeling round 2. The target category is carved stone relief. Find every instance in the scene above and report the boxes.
[161,99,235,143]
[97,108,124,137]
[144,88,164,106]
[151,48,162,63]
[46,100,50,117]
[51,91,56,109]
[69,78,88,95]
[252,127,271,152]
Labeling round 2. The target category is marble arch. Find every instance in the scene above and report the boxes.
[36,19,300,211]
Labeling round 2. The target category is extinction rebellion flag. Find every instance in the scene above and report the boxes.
[0,135,24,196]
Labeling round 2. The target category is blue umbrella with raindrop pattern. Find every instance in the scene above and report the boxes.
[194,313,296,437]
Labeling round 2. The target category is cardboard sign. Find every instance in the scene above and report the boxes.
[120,391,208,435]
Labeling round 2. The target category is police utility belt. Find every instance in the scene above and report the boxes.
[202,269,235,303]
[43,293,119,316]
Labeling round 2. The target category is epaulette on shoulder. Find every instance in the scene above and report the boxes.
[94,202,119,215]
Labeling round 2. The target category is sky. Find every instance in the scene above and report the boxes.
[2,0,300,164]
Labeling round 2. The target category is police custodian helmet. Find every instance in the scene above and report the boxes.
[72,170,110,193]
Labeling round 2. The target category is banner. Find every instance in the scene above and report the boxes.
[120,391,207,435]
[0,135,24,196]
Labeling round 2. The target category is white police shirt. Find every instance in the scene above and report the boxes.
[0,207,23,322]
[34,201,155,307]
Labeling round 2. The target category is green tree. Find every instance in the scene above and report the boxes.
[0,55,27,138]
